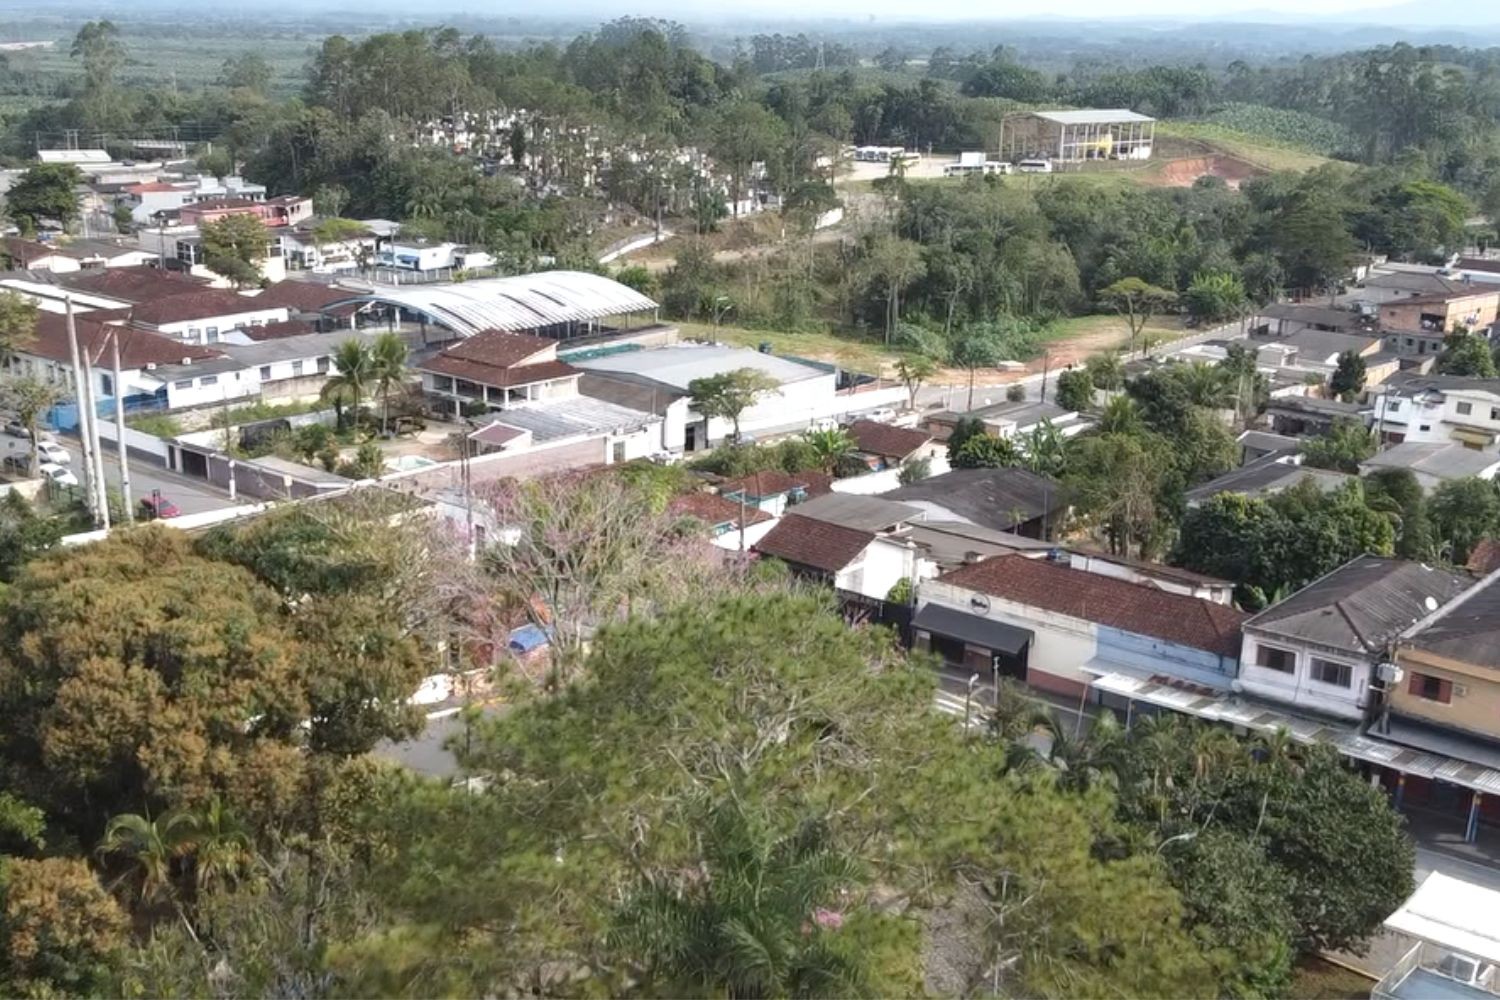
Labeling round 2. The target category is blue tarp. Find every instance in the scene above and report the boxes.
[47,390,167,432]
[507,623,551,654]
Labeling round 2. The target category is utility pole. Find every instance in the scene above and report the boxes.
[64,298,100,526]
[80,343,111,530]
[111,333,134,523]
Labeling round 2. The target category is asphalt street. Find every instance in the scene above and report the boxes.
[0,433,236,518]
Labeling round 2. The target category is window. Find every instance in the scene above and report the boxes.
[317,356,330,374]
[260,365,272,380]
[206,325,219,339]
[1256,644,1295,673]
[1310,658,1353,688]
[1409,672,1452,704]
[291,360,304,377]
[188,327,201,341]
[1419,424,1431,432]
[199,375,218,387]
[1404,337,1414,347]
[612,441,626,463]
[174,379,192,390]
[1492,407,1500,421]
[1387,401,1402,413]
[1458,402,1474,416]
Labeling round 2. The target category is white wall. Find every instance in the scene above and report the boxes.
[836,535,917,601]
[1237,631,1367,721]
[162,367,259,409]
[712,517,778,553]
[154,305,290,345]
[918,577,1098,688]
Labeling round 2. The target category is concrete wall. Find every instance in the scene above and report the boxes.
[94,418,171,465]
[153,305,290,345]
[381,435,609,495]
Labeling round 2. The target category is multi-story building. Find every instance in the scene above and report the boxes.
[1371,372,1500,451]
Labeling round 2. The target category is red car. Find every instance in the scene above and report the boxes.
[139,494,181,519]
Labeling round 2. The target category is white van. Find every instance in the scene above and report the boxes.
[1017,159,1054,174]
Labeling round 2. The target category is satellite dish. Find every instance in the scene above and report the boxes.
[1425,596,1439,612]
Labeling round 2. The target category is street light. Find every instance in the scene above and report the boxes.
[963,672,980,733]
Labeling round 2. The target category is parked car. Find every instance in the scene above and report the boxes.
[35,441,70,465]
[2,420,51,443]
[139,494,181,519]
[37,462,78,488]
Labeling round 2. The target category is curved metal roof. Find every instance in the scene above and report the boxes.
[322,270,657,338]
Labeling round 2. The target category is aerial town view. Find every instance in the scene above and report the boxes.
[2,0,1500,995]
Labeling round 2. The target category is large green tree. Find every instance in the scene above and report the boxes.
[687,367,780,444]
[200,213,270,288]
[4,165,83,235]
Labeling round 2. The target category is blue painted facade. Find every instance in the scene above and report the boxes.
[1095,624,1239,691]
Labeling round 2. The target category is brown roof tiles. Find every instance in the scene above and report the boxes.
[846,419,932,460]
[753,513,875,573]
[938,554,1248,657]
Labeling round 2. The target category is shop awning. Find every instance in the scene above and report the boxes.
[912,603,1033,656]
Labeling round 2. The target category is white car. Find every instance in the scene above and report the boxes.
[36,441,70,465]
[859,408,898,424]
[38,462,78,488]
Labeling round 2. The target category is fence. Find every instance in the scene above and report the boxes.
[46,390,167,433]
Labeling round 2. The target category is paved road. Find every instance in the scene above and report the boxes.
[0,434,237,518]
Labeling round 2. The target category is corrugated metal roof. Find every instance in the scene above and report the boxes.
[1032,109,1155,125]
[485,396,657,443]
[324,271,657,338]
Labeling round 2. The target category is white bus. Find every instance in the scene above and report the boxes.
[1016,158,1053,174]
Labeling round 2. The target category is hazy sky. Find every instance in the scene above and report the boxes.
[669,0,1409,19]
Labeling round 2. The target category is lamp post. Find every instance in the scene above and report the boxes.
[963,672,980,734]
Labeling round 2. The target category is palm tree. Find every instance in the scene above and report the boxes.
[322,339,377,434]
[172,795,254,893]
[371,331,409,436]
[610,797,867,999]
[1178,362,1234,409]
[0,376,63,475]
[1097,395,1143,436]
[97,810,192,904]
[801,427,856,475]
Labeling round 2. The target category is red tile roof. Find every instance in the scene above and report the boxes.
[445,330,557,367]
[129,288,284,326]
[1467,538,1500,576]
[416,330,574,388]
[670,491,772,530]
[421,355,578,388]
[4,236,67,265]
[717,469,834,500]
[938,554,1248,657]
[846,419,932,459]
[753,513,874,572]
[236,318,320,341]
[26,311,223,369]
[251,280,362,314]
[60,266,210,305]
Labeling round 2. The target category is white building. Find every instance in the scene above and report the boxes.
[1372,373,1500,451]
[575,344,903,454]
[1237,556,1470,722]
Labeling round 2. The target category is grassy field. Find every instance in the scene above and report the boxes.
[1158,121,1337,173]
[678,311,1184,378]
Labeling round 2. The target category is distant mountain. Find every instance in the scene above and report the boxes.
[1342,0,1500,26]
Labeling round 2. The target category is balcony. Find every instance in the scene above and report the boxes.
[1375,942,1500,1000]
